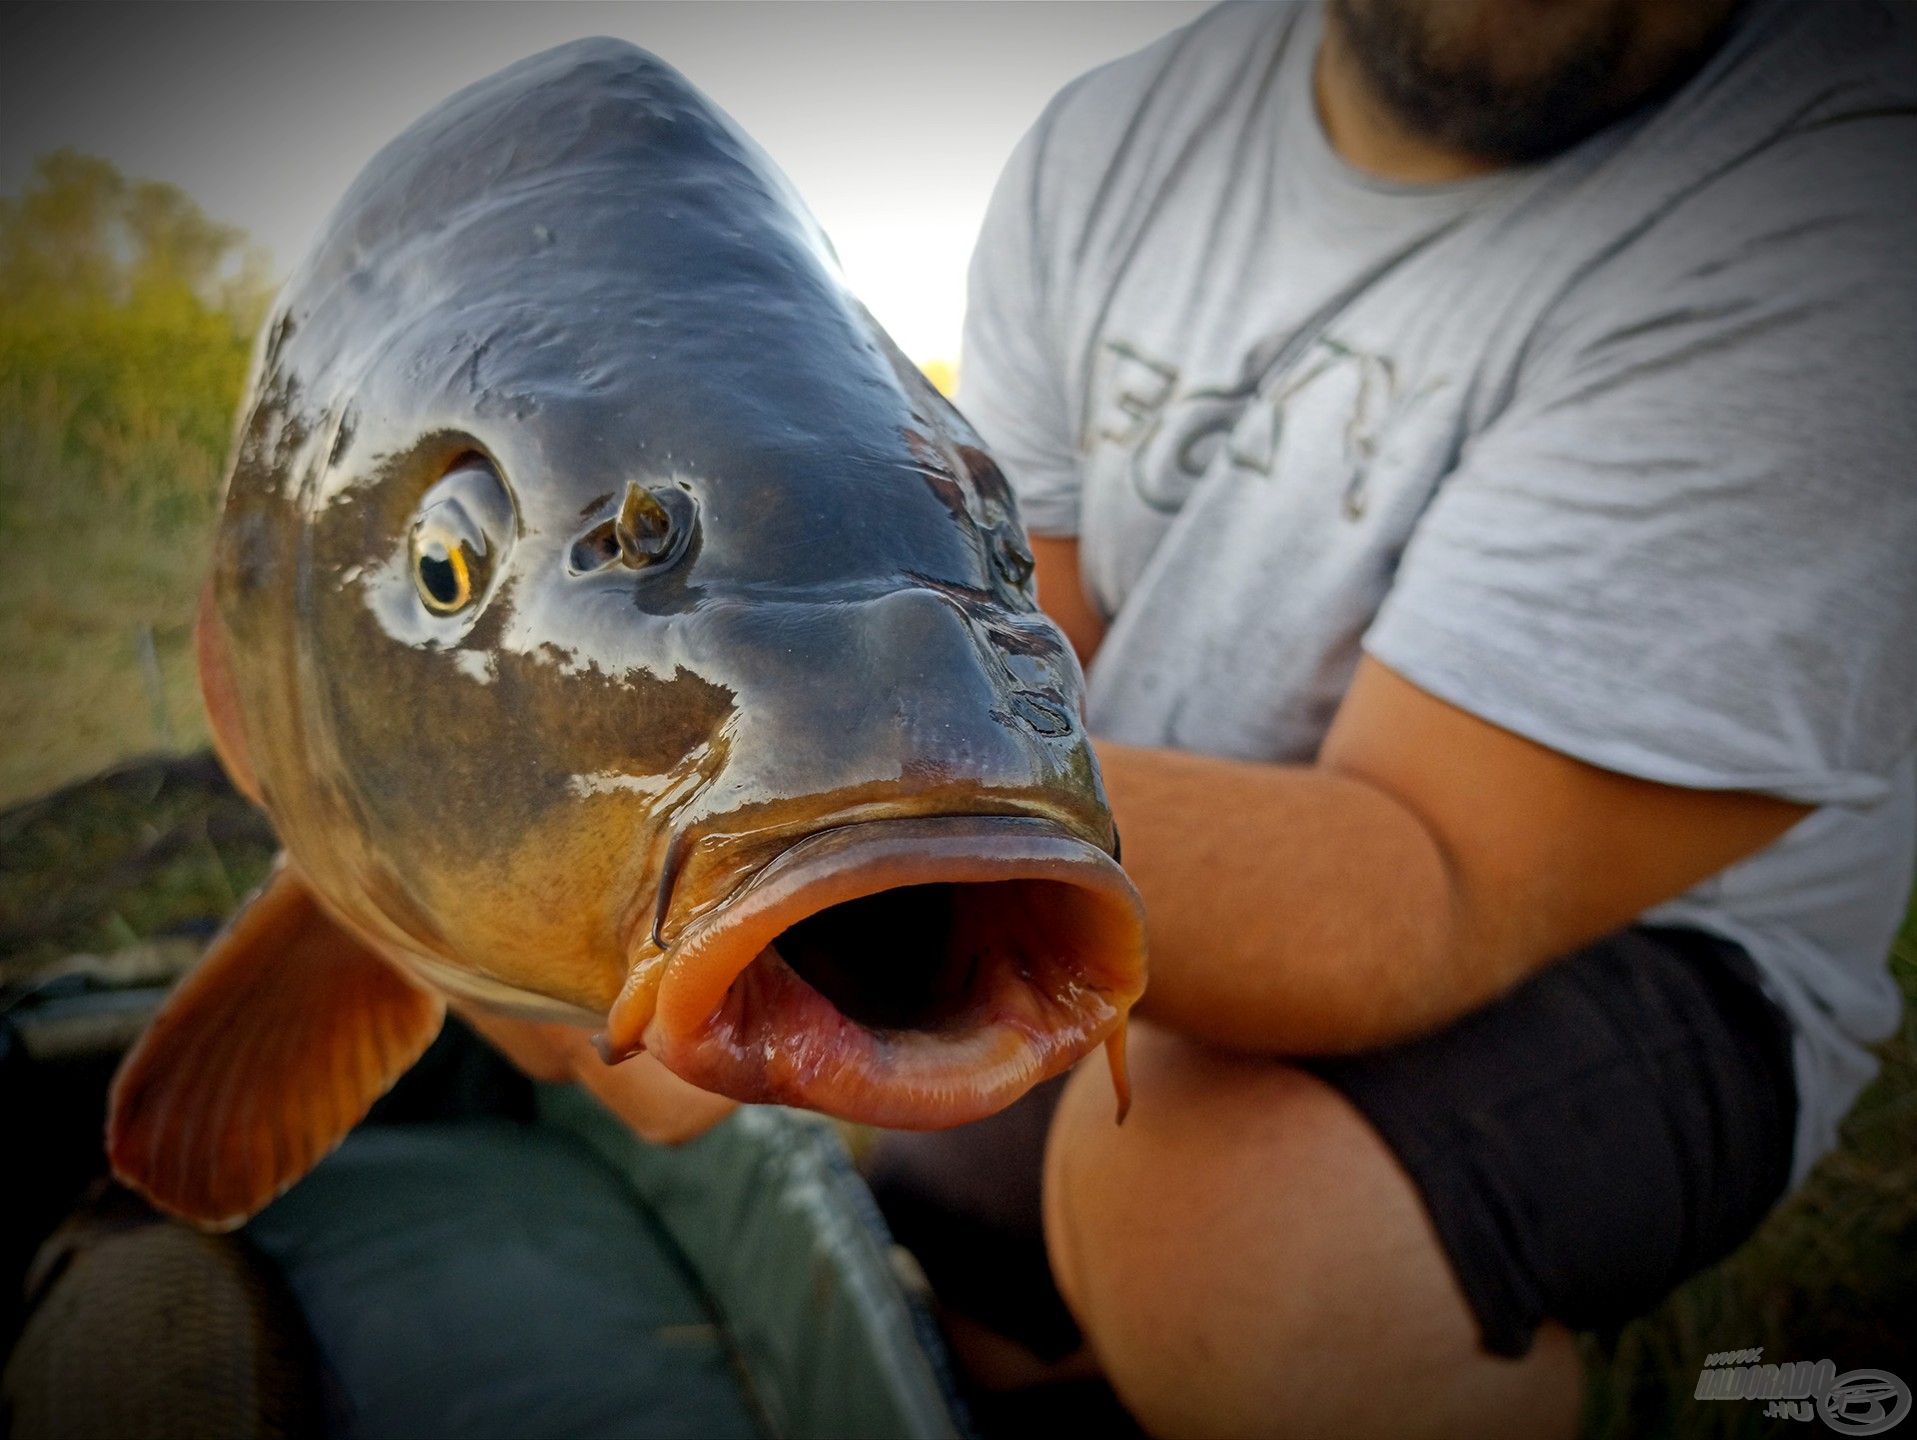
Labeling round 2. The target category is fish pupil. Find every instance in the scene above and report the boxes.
[418,549,463,607]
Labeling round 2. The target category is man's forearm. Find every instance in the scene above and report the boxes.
[1035,527,1809,1056]
[1095,740,1513,1054]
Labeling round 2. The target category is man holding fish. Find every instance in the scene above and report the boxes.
[97,0,1914,1436]
[868,0,1917,1435]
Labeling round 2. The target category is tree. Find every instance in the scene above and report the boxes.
[0,149,268,322]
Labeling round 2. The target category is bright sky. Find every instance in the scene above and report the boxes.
[0,1,1204,364]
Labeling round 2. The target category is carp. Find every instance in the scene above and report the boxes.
[107,38,1146,1228]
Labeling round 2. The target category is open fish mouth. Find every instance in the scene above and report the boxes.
[622,817,1147,1128]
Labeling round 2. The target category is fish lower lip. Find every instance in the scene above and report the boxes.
[612,816,1147,1128]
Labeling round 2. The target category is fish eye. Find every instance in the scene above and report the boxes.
[414,532,478,613]
[408,457,513,618]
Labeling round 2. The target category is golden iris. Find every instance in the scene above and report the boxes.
[414,536,475,613]
[406,459,509,620]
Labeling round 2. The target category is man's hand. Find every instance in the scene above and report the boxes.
[455,1005,739,1143]
[1034,535,1809,1053]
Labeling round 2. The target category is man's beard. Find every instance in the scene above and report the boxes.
[1327,0,1736,166]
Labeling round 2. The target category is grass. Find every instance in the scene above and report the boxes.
[0,152,257,807]
[0,376,220,806]
[0,754,274,975]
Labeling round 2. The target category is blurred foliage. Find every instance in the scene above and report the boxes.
[0,754,275,975]
[0,151,269,805]
[0,149,269,473]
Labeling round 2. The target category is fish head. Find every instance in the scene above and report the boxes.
[205,38,1144,1128]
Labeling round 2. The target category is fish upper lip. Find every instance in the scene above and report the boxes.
[642,801,1115,957]
[671,812,1124,956]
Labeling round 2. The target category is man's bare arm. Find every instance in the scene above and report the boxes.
[1033,535,1107,669]
[1034,535,1809,1053]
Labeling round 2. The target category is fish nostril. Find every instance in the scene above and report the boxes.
[613,482,675,567]
[568,521,623,575]
[567,483,698,577]
[989,524,1035,589]
[1010,693,1074,738]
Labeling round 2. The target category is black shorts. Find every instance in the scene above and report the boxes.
[863,924,1800,1362]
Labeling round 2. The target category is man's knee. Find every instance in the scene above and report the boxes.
[1041,1028,1368,1431]
[1041,1025,1579,1438]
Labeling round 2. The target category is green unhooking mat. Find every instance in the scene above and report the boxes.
[7,1077,967,1440]
[242,1090,964,1440]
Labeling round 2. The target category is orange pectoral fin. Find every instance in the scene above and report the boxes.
[108,858,445,1230]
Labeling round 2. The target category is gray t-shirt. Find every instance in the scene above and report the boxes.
[959,0,1917,1182]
